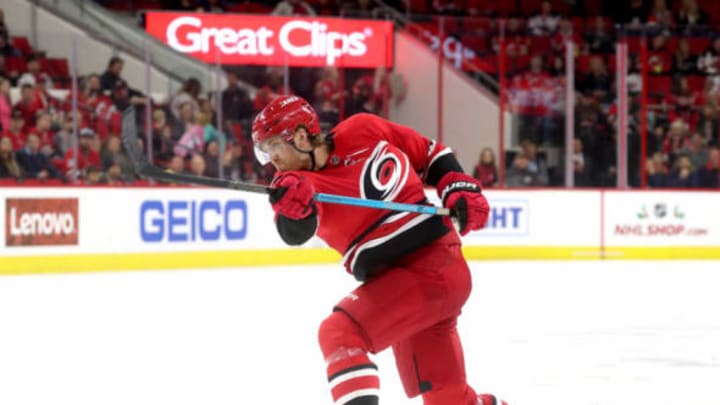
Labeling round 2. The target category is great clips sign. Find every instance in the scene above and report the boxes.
[145,12,394,68]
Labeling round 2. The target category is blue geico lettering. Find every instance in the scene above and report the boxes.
[140,200,247,242]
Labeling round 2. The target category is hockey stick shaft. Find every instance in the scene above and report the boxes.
[121,107,451,217]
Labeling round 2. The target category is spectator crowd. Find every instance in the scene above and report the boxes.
[2,0,720,189]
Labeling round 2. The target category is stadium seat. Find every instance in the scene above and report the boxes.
[11,36,33,56]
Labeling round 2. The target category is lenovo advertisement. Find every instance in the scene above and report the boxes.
[145,12,394,68]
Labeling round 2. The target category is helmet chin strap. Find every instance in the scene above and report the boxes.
[290,142,317,171]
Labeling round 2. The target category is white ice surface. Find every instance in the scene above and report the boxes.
[1,261,719,405]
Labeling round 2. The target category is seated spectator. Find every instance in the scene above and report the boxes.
[520,139,549,185]
[314,67,342,111]
[174,102,204,158]
[647,124,667,155]
[579,56,612,103]
[664,119,690,157]
[17,55,53,89]
[151,108,175,162]
[78,73,114,124]
[30,111,57,157]
[188,153,206,176]
[666,77,699,127]
[698,146,719,187]
[472,147,498,188]
[575,91,604,143]
[100,135,134,181]
[3,108,25,150]
[61,127,101,181]
[505,153,540,187]
[0,31,19,58]
[647,0,673,29]
[15,133,61,180]
[583,16,613,54]
[222,140,245,180]
[197,110,219,143]
[571,138,594,186]
[695,104,718,146]
[0,54,21,85]
[170,77,201,121]
[271,0,316,16]
[647,34,672,74]
[164,155,184,174]
[0,76,10,132]
[680,132,709,169]
[253,67,290,113]
[85,165,103,185]
[203,139,221,178]
[671,39,697,75]
[697,37,720,76]
[0,135,21,179]
[31,75,62,114]
[667,154,700,187]
[104,162,125,185]
[646,152,670,187]
[527,1,560,36]
[13,83,41,130]
[622,0,649,26]
[221,70,253,124]
[676,0,708,33]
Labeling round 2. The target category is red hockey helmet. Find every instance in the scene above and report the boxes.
[252,95,321,165]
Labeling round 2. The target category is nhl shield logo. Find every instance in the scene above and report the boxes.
[654,203,667,218]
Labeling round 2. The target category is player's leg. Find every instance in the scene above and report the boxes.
[393,318,508,405]
[318,232,471,404]
[318,310,379,405]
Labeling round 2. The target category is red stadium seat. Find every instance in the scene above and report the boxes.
[686,75,706,92]
[48,58,70,78]
[11,37,33,56]
[6,56,27,73]
[646,76,672,95]
[686,37,710,54]
[461,34,489,53]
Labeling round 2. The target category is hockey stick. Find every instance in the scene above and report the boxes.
[121,107,451,216]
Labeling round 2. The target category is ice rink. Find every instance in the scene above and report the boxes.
[1,260,719,405]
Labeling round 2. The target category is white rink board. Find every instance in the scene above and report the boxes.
[1,261,719,405]
[467,190,600,246]
[604,191,720,247]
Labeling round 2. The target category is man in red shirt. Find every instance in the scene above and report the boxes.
[60,127,101,180]
[252,96,504,405]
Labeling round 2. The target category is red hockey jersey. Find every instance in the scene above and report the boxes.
[277,113,454,281]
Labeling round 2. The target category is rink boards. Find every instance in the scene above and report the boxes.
[1,187,719,275]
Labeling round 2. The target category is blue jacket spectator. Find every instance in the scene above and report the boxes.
[16,133,61,180]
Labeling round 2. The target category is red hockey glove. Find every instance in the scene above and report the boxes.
[437,172,490,236]
[269,173,316,220]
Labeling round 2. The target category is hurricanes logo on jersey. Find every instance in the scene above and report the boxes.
[360,141,409,201]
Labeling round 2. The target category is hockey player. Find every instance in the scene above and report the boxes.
[252,95,505,405]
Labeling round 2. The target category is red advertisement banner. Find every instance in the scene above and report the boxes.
[145,12,394,68]
[5,198,79,247]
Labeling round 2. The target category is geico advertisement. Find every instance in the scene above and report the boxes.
[604,192,718,246]
[145,12,393,67]
[140,199,247,243]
